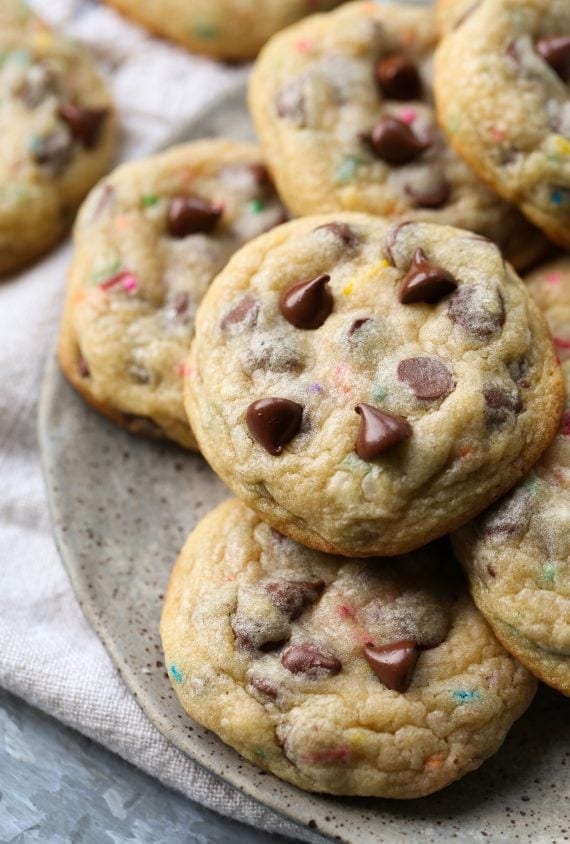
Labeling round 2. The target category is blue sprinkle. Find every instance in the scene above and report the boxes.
[550,188,569,206]
[451,689,480,704]
[169,663,183,684]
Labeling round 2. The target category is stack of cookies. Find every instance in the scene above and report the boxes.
[56,0,569,800]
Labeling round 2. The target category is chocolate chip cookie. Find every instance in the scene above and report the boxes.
[435,0,570,248]
[161,499,537,797]
[185,213,564,555]
[58,140,286,449]
[249,1,546,270]
[0,0,117,276]
[104,0,346,62]
[453,257,570,695]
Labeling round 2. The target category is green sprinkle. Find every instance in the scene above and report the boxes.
[335,155,364,183]
[371,385,388,404]
[141,193,159,207]
[249,198,265,214]
[451,689,480,704]
[169,663,184,684]
[193,22,218,40]
[541,562,556,584]
[522,473,541,494]
[253,747,267,759]
[89,258,122,285]
[547,153,562,164]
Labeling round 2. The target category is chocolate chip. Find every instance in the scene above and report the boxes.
[249,677,279,701]
[265,580,325,619]
[367,117,429,165]
[275,81,305,124]
[399,247,458,304]
[220,295,259,333]
[171,291,190,319]
[375,55,421,100]
[448,284,505,339]
[246,398,303,455]
[405,179,450,209]
[59,104,108,149]
[536,35,570,83]
[78,356,90,378]
[484,386,522,428]
[397,357,455,400]
[349,317,372,335]
[279,274,333,330]
[363,640,419,692]
[355,403,412,459]
[477,487,533,538]
[281,642,341,678]
[167,196,223,238]
[314,222,357,249]
[248,163,271,188]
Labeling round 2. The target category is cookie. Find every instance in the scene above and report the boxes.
[58,140,286,449]
[434,0,570,248]
[104,0,346,62]
[249,1,546,271]
[161,498,537,797]
[0,0,117,276]
[185,213,564,556]
[452,257,570,695]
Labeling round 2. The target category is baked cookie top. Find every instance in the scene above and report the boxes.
[434,0,570,248]
[453,257,570,694]
[58,140,286,449]
[0,0,117,274]
[186,213,563,556]
[249,0,545,270]
[161,499,536,798]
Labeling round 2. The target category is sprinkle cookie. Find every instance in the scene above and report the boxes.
[435,0,570,248]
[0,0,117,276]
[59,140,286,449]
[185,213,563,556]
[161,499,537,797]
[249,1,546,270]
[452,257,570,695]
[104,0,347,62]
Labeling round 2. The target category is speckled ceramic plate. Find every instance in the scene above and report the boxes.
[40,87,569,844]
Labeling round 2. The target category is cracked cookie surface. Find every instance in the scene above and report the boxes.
[0,0,117,275]
[58,140,286,449]
[435,0,570,248]
[186,213,563,555]
[249,1,546,270]
[161,499,536,797]
[453,256,570,695]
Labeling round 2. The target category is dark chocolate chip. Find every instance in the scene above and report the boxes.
[536,35,570,83]
[355,403,412,459]
[397,357,455,400]
[405,179,450,209]
[484,386,522,428]
[399,247,458,304]
[375,54,421,100]
[265,580,325,619]
[281,642,342,677]
[363,640,419,692]
[221,295,259,333]
[59,103,108,149]
[448,284,505,339]
[246,397,303,455]
[167,195,223,238]
[314,222,357,249]
[368,117,429,165]
[249,677,279,701]
[384,221,414,266]
[279,274,333,330]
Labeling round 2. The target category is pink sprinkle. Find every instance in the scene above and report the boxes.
[334,363,353,394]
[309,747,351,765]
[399,107,416,125]
[175,360,186,378]
[121,273,138,293]
[561,410,570,437]
[186,364,197,380]
[547,272,563,285]
[338,604,355,619]
[489,127,505,142]
[100,270,138,295]
[295,38,313,53]
[554,336,570,349]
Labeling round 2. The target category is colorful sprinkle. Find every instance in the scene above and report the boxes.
[541,563,557,584]
[337,604,355,620]
[309,382,324,394]
[249,198,265,214]
[253,747,267,759]
[546,271,563,285]
[335,155,364,183]
[489,126,505,142]
[309,747,351,765]
[169,663,183,684]
[458,445,473,460]
[451,689,480,704]
[100,270,139,295]
[424,754,444,771]
[193,22,218,40]
[141,193,160,207]
[550,188,569,206]
[342,282,354,296]
[399,107,417,125]
[295,38,314,54]
[554,136,570,156]
[371,385,388,403]
[89,258,122,285]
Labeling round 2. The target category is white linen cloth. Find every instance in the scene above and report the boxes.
[0,2,322,839]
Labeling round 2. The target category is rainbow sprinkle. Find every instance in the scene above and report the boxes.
[169,663,183,684]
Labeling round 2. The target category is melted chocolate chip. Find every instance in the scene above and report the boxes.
[167,196,222,238]
[314,222,357,249]
[349,317,372,336]
[246,398,303,455]
[59,104,108,149]
[281,642,341,677]
[221,295,259,333]
[405,179,450,209]
[399,247,458,304]
[279,274,333,330]
[355,404,412,459]
[448,284,505,339]
[477,487,533,538]
[484,386,522,428]
[536,35,570,83]
[249,677,279,701]
[363,640,419,692]
[375,55,421,100]
[397,357,455,400]
[368,117,429,165]
[265,580,325,619]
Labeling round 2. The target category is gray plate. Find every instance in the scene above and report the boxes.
[40,88,569,844]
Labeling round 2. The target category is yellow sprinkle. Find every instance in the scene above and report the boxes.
[33,30,55,51]
[554,136,570,156]
[342,283,354,296]
[378,258,390,269]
